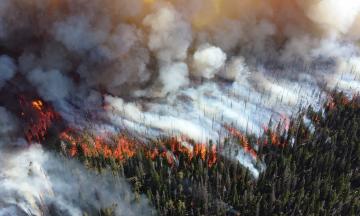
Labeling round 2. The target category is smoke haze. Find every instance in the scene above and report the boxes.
[0,107,153,216]
[1,0,360,214]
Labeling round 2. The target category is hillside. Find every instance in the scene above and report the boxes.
[56,92,360,216]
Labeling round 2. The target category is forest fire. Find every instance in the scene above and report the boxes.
[326,92,360,111]
[224,125,258,160]
[262,131,285,147]
[260,117,290,148]
[16,91,290,169]
[60,130,138,160]
[166,137,217,167]
[0,0,359,215]
[19,96,59,143]
[59,130,218,167]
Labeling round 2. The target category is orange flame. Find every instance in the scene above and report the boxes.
[113,136,137,161]
[224,125,258,160]
[20,97,58,142]
[32,100,44,111]
[168,136,218,167]
[60,131,218,167]
[60,131,138,161]
[208,145,218,167]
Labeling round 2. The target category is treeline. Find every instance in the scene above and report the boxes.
[58,92,360,216]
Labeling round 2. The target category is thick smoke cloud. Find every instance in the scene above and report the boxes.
[142,5,192,96]
[0,107,153,215]
[26,69,74,102]
[0,55,16,89]
[0,145,153,216]
[0,0,359,101]
[192,44,227,79]
[1,1,360,208]
[0,107,24,147]
[305,0,360,36]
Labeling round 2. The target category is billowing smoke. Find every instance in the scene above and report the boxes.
[25,69,74,102]
[1,0,360,213]
[0,107,153,216]
[0,145,153,216]
[0,55,16,89]
[192,44,227,79]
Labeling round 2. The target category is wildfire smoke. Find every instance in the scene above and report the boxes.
[1,0,360,215]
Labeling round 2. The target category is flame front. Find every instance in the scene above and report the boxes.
[224,125,258,160]
[19,97,58,142]
[60,131,218,167]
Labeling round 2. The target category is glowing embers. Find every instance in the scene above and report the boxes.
[19,96,59,143]
[60,131,218,167]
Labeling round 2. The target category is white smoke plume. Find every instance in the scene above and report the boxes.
[192,44,227,79]
[0,107,154,216]
[142,5,192,96]
[0,145,154,216]
[0,1,360,209]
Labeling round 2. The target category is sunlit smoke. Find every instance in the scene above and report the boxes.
[1,0,360,213]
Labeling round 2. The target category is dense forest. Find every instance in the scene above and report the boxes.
[57,92,360,216]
